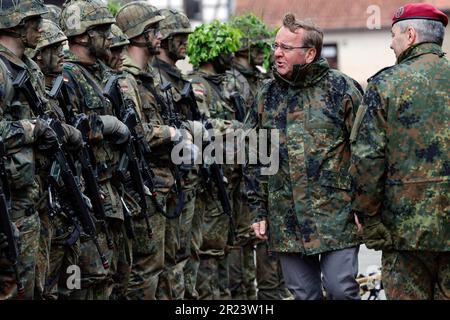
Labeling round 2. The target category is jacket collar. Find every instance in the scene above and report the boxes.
[397,42,445,64]
[273,57,330,88]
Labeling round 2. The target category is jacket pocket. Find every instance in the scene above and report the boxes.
[319,170,352,191]
[6,147,35,190]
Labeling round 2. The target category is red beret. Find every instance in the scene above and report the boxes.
[392,3,448,27]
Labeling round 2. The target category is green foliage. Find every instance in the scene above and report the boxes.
[263,27,278,71]
[187,20,242,68]
[230,13,272,49]
[107,0,120,16]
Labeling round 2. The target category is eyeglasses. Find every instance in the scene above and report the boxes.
[271,42,312,52]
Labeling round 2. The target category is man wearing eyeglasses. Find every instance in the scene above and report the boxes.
[248,13,363,300]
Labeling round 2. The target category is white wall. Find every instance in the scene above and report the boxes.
[325,24,450,87]
[324,29,395,86]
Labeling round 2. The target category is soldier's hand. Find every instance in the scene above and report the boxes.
[33,118,59,154]
[182,120,209,143]
[62,123,83,151]
[100,115,130,145]
[252,220,268,241]
[363,216,393,251]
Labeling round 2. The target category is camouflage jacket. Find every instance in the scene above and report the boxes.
[151,58,196,122]
[119,54,175,192]
[62,52,121,180]
[246,58,363,254]
[349,42,450,252]
[189,69,242,133]
[230,62,267,106]
[0,44,46,213]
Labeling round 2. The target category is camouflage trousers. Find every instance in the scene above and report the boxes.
[197,254,231,300]
[184,188,205,300]
[256,242,292,300]
[42,235,80,300]
[196,193,231,300]
[382,250,450,300]
[0,212,40,300]
[157,185,197,300]
[228,244,257,300]
[126,192,166,300]
[228,186,257,300]
[67,223,115,300]
[35,210,51,300]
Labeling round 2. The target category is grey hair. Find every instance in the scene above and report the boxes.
[396,19,445,46]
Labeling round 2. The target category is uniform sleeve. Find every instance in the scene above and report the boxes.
[343,79,363,136]
[0,67,36,149]
[119,76,173,148]
[349,82,387,218]
[243,91,269,222]
[0,119,36,150]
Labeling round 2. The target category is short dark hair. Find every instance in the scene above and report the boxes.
[282,13,323,60]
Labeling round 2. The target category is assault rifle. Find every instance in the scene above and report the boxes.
[14,70,109,269]
[0,139,25,297]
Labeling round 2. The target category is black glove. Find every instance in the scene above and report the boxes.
[33,118,59,154]
[61,123,83,151]
[362,216,393,251]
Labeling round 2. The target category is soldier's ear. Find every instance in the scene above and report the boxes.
[305,47,317,64]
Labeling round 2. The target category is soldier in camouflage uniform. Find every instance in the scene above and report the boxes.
[349,3,449,300]
[0,0,59,300]
[30,19,85,300]
[116,2,193,300]
[105,24,129,71]
[187,20,244,300]
[228,14,291,300]
[152,8,206,300]
[249,13,363,300]
[60,0,132,300]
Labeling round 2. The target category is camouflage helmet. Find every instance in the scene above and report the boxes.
[35,19,67,52]
[157,9,192,40]
[115,1,164,40]
[42,4,62,24]
[0,0,48,30]
[60,0,115,38]
[110,24,129,49]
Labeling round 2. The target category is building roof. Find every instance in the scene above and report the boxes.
[235,0,450,31]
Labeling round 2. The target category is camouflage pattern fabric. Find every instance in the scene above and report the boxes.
[118,53,176,300]
[245,57,363,255]
[0,44,47,300]
[62,53,124,300]
[152,58,201,300]
[189,67,247,300]
[382,251,450,300]
[349,42,450,252]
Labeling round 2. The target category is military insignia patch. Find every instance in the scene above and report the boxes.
[395,6,404,19]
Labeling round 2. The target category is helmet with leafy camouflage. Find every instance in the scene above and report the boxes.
[230,14,272,51]
[157,9,192,40]
[60,0,115,38]
[187,20,241,68]
[42,4,62,24]
[115,1,164,40]
[110,24,129,49]
[0,0,48,30]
